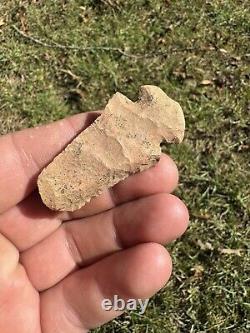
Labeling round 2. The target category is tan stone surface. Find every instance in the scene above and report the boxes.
[38,85,185,211]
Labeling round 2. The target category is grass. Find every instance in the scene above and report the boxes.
[0,0,249,332]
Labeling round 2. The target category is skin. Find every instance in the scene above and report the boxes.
[0,112,189,333]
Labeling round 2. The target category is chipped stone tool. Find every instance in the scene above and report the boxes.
[38,85,185,211]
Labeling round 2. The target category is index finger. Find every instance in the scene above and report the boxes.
[0,112,101,214]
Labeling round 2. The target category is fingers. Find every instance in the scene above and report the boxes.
[0,192,62,251]
[40,243,172,333]
[0,263,41,333]
[63,153,179,220]
[0,234,19,282]
[0,112,101,213]
[0,154,179,251]
[21,193,188,291]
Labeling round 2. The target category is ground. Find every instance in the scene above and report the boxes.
[0,1,249,332]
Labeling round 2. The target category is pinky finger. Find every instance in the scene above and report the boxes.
[40,243,172,333]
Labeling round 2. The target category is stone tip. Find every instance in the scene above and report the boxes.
[137,85,185,143]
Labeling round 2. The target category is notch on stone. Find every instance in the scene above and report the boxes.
[38,85,185,211]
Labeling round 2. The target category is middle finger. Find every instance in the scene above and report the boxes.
[21,193,189,291]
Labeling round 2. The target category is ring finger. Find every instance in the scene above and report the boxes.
[21,193,189,291]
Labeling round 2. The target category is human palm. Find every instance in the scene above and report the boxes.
[0,112,188,333]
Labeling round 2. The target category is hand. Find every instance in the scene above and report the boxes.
[0,112,189,333]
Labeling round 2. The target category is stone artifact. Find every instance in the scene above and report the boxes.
[38,85,185,211]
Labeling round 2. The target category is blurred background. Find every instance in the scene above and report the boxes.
[0,1,249,332]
